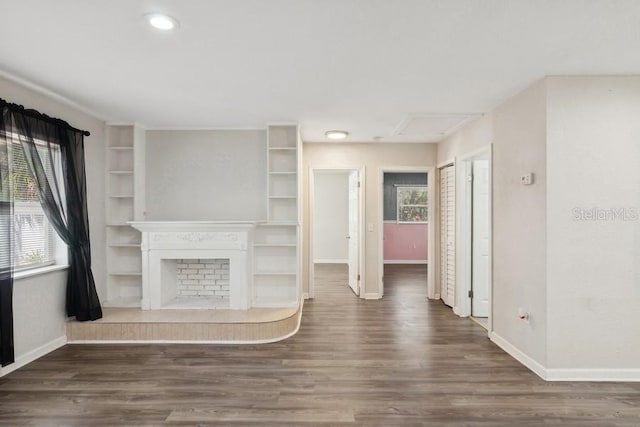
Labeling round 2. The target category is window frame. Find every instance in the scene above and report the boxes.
[396,185,429,224]
[1,130,65,274]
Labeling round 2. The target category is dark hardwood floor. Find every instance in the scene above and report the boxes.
[1,264,639,425]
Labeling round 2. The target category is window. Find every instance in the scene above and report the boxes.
[397,185,428,223]
[1,135,61,271]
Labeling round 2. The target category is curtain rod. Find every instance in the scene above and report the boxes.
[0,97,91,136]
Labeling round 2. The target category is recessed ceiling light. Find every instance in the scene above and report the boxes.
[146,13,179,30]
[325,130,349,140]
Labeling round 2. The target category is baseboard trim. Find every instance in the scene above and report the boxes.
[545,368,640,382]
[363,293,381,300]
[489,331,640,382]
[0,335,67,377]
[383,260,428,265]
[489,331,547,380]
[314,259,348,264]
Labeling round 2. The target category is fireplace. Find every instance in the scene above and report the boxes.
[129,221,256,310]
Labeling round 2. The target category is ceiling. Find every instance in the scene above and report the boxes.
[1,0,640,143]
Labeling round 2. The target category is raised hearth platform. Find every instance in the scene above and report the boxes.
[66,303,302,344]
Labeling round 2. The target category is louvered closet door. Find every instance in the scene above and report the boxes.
[439,165,455,307]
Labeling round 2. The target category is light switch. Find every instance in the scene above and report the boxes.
[367,223,374,232]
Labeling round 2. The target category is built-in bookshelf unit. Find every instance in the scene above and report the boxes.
[253,125,301,307]
[104,124,145,307]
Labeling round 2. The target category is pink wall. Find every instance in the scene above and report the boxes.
[383,223,428,261]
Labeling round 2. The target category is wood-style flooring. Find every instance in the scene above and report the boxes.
[0,263,639,425]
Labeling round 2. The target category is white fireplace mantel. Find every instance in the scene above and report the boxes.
[129,221,257,310]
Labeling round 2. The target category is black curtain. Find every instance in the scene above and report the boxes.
[0,98,101,365]
[0,108,15,367]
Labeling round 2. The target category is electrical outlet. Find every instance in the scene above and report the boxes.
[520,173,533,185]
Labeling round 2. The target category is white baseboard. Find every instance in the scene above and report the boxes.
[490,331,640,382]
[383,260,428,265]
[363,293,381,300]
[545,368,640,382]
[489,331,547,380]
[314,259,348,264]
[0,335,67,377]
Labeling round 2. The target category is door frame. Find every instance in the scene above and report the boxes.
[308,166,365,299]
[377,166,436,299]
[457,145,493,333]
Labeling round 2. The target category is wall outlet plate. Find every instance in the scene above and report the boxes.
[520,173,533,185]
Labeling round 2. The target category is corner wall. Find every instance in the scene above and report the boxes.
[438,76,640,380]
[437,80,548,371]
[492,79,548,367]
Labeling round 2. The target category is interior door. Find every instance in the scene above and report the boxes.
[440,165,455,306]
[471,159,489,316]
[347,170,360,295]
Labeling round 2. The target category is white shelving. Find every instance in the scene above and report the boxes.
[252,125,300,307]
[102,124,299,310]
[104,124,146,308]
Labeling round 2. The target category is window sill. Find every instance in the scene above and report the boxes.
[13,264,69,280]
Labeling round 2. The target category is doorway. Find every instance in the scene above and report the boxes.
[377,167,435,299]
[309,168,363,299]
[460,147,492,330]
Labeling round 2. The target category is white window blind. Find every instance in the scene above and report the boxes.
[1,137,59,271]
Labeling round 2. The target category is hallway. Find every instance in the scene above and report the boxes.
[0,265,639,425]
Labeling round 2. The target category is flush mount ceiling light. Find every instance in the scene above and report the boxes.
[325,130,349,140]
[146,13,179,30]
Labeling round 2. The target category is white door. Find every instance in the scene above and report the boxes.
[347,170,359,295]
[471,160,490,317]
[440,165,455,307]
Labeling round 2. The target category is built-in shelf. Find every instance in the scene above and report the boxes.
[253,271,297,276]
[253,124,300,307]
[254,243,296,247]
[109,271,142,276]
[106,124,145,308]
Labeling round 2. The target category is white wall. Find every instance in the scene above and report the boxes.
[145,130,267,221]
[0,74,106,370]
[546,76,640,371]
[492,79,548,367]
[438,76,640,379]
[11,270,67,365]
[438,81,548,368]
[313,171,349,263]
[303,143,437,297]
[437,113,493,165]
